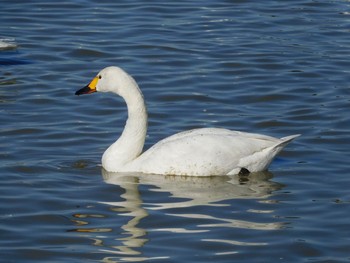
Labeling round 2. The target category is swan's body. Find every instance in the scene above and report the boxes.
[76,66,299,176]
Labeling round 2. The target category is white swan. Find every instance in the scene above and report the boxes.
[76,66,299,176]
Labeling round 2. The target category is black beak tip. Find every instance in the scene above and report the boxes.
[75,85,94,96]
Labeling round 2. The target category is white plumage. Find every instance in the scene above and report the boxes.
[76,66,299,176]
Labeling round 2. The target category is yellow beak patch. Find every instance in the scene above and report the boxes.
[75,76,99,96]
[88,76,99,90]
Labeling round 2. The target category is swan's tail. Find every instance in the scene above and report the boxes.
[268,134,301,164]
[232,134,300,175]
[255,134,300,172]
[279,134,301,147]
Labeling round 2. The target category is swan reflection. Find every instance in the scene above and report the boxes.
[102,170,284,209]
[74,170,285,262]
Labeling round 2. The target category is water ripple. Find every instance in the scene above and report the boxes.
[1,0,350,262]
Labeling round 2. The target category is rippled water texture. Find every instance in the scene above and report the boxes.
[1,1,350,262]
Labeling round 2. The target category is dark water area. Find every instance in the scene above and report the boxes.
[1,0,350,262]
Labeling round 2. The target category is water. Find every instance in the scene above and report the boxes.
[1,0,350,262]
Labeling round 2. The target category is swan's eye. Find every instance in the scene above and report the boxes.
[98,75,102,79]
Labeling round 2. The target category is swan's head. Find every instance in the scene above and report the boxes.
[75,66,133,96]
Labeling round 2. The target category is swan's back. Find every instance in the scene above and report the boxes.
[123,128,299,176]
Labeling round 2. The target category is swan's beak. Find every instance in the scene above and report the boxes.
[75,76,98,95]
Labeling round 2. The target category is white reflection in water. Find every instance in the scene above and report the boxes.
[91,170,285,261]
[102,170,283,209]
[0,38,17,50]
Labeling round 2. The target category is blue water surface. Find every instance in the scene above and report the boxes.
[1,0,350,262]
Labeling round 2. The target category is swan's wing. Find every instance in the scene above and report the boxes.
[127,128,299,176]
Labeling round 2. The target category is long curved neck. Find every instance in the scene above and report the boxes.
[102,78,147,171]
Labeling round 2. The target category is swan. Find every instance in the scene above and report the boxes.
[75,66,299,176]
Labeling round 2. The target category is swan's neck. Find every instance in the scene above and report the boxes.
[102,79,147,171]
